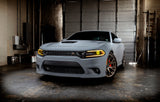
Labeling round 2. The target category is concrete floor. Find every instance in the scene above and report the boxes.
[0,64,160,102]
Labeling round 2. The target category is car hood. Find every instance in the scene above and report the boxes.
[40,40,110,51]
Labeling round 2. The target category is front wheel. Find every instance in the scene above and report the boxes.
[106,53,117,78]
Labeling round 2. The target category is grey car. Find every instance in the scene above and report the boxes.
[36,31,125,78]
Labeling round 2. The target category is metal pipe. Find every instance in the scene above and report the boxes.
[20,0,21,38]
[33,0,35,49]
[62,1,66,38]
[26,0,29,23]
[17,0,18,36]
[147,11,150,64]
[135,0,138,62]
[115,0,118,34]
[154,11,157,63]
[97,0,100,30]
[80,0,82,31]
[39,0,42,46]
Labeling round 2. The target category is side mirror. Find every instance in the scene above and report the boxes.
[113,38,122,43]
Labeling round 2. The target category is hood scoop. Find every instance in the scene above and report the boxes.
[61,41,77,43]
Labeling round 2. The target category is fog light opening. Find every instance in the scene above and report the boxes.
[44,66,51,71]
[91,68,100,74]
[36,64,39,69]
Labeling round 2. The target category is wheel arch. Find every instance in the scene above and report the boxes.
[109,50,114,54]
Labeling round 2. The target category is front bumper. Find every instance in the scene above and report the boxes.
[36,55,107,78]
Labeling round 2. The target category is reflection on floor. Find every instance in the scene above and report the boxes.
[0,64,160,102]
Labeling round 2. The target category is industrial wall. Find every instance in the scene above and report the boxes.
[0,0,17,66]
[65,0,136,62]
[0,0,27,66]
[117,0,136,62]
[145,0,160,10]
[136,0,160,65]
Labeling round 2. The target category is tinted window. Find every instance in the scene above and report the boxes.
[67,32,110,42]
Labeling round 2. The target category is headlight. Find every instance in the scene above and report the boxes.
[38,49,44,56]
[85,50,105,58]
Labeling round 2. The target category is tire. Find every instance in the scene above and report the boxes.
[106,53,117,78]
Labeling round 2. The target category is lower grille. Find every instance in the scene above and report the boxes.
[43,65,84,74]
[43,61,84,74]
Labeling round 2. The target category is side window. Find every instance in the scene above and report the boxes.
[106,32,110,42]
[111,33,118,41]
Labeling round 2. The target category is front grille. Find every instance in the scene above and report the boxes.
[43,61,84,74]
[45,51,77,56]
[44,51,85,58]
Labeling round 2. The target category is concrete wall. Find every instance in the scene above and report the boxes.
[0,0,8,66]
[0,0,27,66]
[0,0,17,66]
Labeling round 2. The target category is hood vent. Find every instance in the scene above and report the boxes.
[61,41,77,43]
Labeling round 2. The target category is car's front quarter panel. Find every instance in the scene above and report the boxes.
[111,42,125,66]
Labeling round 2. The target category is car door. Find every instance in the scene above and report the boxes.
[110,33,124,65]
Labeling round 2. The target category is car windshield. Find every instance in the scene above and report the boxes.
[67,31,110,42]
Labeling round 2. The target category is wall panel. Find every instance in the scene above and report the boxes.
[65,0,81,38]
[65,0,136,62]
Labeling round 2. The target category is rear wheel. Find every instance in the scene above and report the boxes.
[106,53,117,78]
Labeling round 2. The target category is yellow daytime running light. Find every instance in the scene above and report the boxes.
[86,50,105,58]
[38,49,44,56]
[96,50,100,55]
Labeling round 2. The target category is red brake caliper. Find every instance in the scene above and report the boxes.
[107,58,112,67]
[109,60,112,67]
